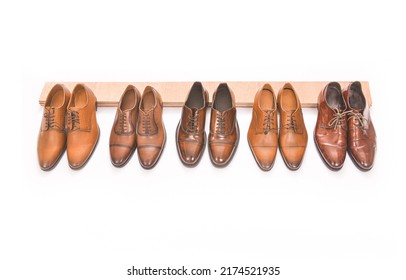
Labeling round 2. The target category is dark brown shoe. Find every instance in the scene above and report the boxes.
[277,83,308,170]
[247,83,278,171]
[176,82,208,166]
[66,84,100,169]
[37,84,71,171]
[109,85,141,167]
[343,81,376,171]
[208,83,239,167]
[314,82,347,170]
[136,86,166,169]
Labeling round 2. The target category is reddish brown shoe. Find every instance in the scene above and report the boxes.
[343,81,376,171]
[109,85,141,167]
[176,82,209,166]
[208,83,239,167]
[37,84,71,171]
[277,83,308,170]
[136,86,166,169]
[247,83,278,171]
[66,84,100,169]
[314,82,347,170]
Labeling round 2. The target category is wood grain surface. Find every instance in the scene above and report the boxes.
[39,81,372,108]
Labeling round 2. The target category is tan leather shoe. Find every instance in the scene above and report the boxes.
[136,86,166,169]
[109,85,141,167]
[208,83,239,167]
[277,83,308,170]
[66,84,100,169]
[37,84,71,171]
[247,83,278,171]
[176,82,208,166]
[314,82,348,170]
[343,81,376,171]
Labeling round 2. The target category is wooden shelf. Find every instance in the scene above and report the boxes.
[39,81,372,108]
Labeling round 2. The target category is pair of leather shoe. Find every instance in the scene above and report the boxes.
[109,85,166,169]
[248,83,308,171]
[37,84,99,170]
[176,82,239,167]
[314,81,376,171]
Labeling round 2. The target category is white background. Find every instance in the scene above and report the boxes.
[1,0,406,279]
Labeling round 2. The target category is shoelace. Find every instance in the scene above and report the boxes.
[216,113,226,134]
[187,110,198,133]
[118,112,129,134]
[347,110,367,128]
[284,113,297,130]
[263,111,274,134]
[328,108,350,130]
[141,113,152,134]
[67,110,80,130]
[43,107,58,129]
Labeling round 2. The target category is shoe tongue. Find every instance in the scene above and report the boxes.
[69,107,80,111]
[45,106,58,114]
[184,105,198,113]
[140,108,153,116]
[338,104,346,111]
[190,107,198,115]
[220,107,233,115]
[351,107,363,113]
[285,109,297,115]
[119,108,131,115]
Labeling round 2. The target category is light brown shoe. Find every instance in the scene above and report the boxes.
[176,82,208,166]
[136,86,166,169]
[247,83,278,171]
[314,82,347,170]
[277,83,308,170]
[37,84,71,171]
[208,83,239,167]
[343,81,376,171]
[109,85,141,167]
[66,84,100,169]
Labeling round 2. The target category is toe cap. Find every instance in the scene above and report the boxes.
[178,141,203,165]
[138,146,163,169]
[280,146,306,170]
